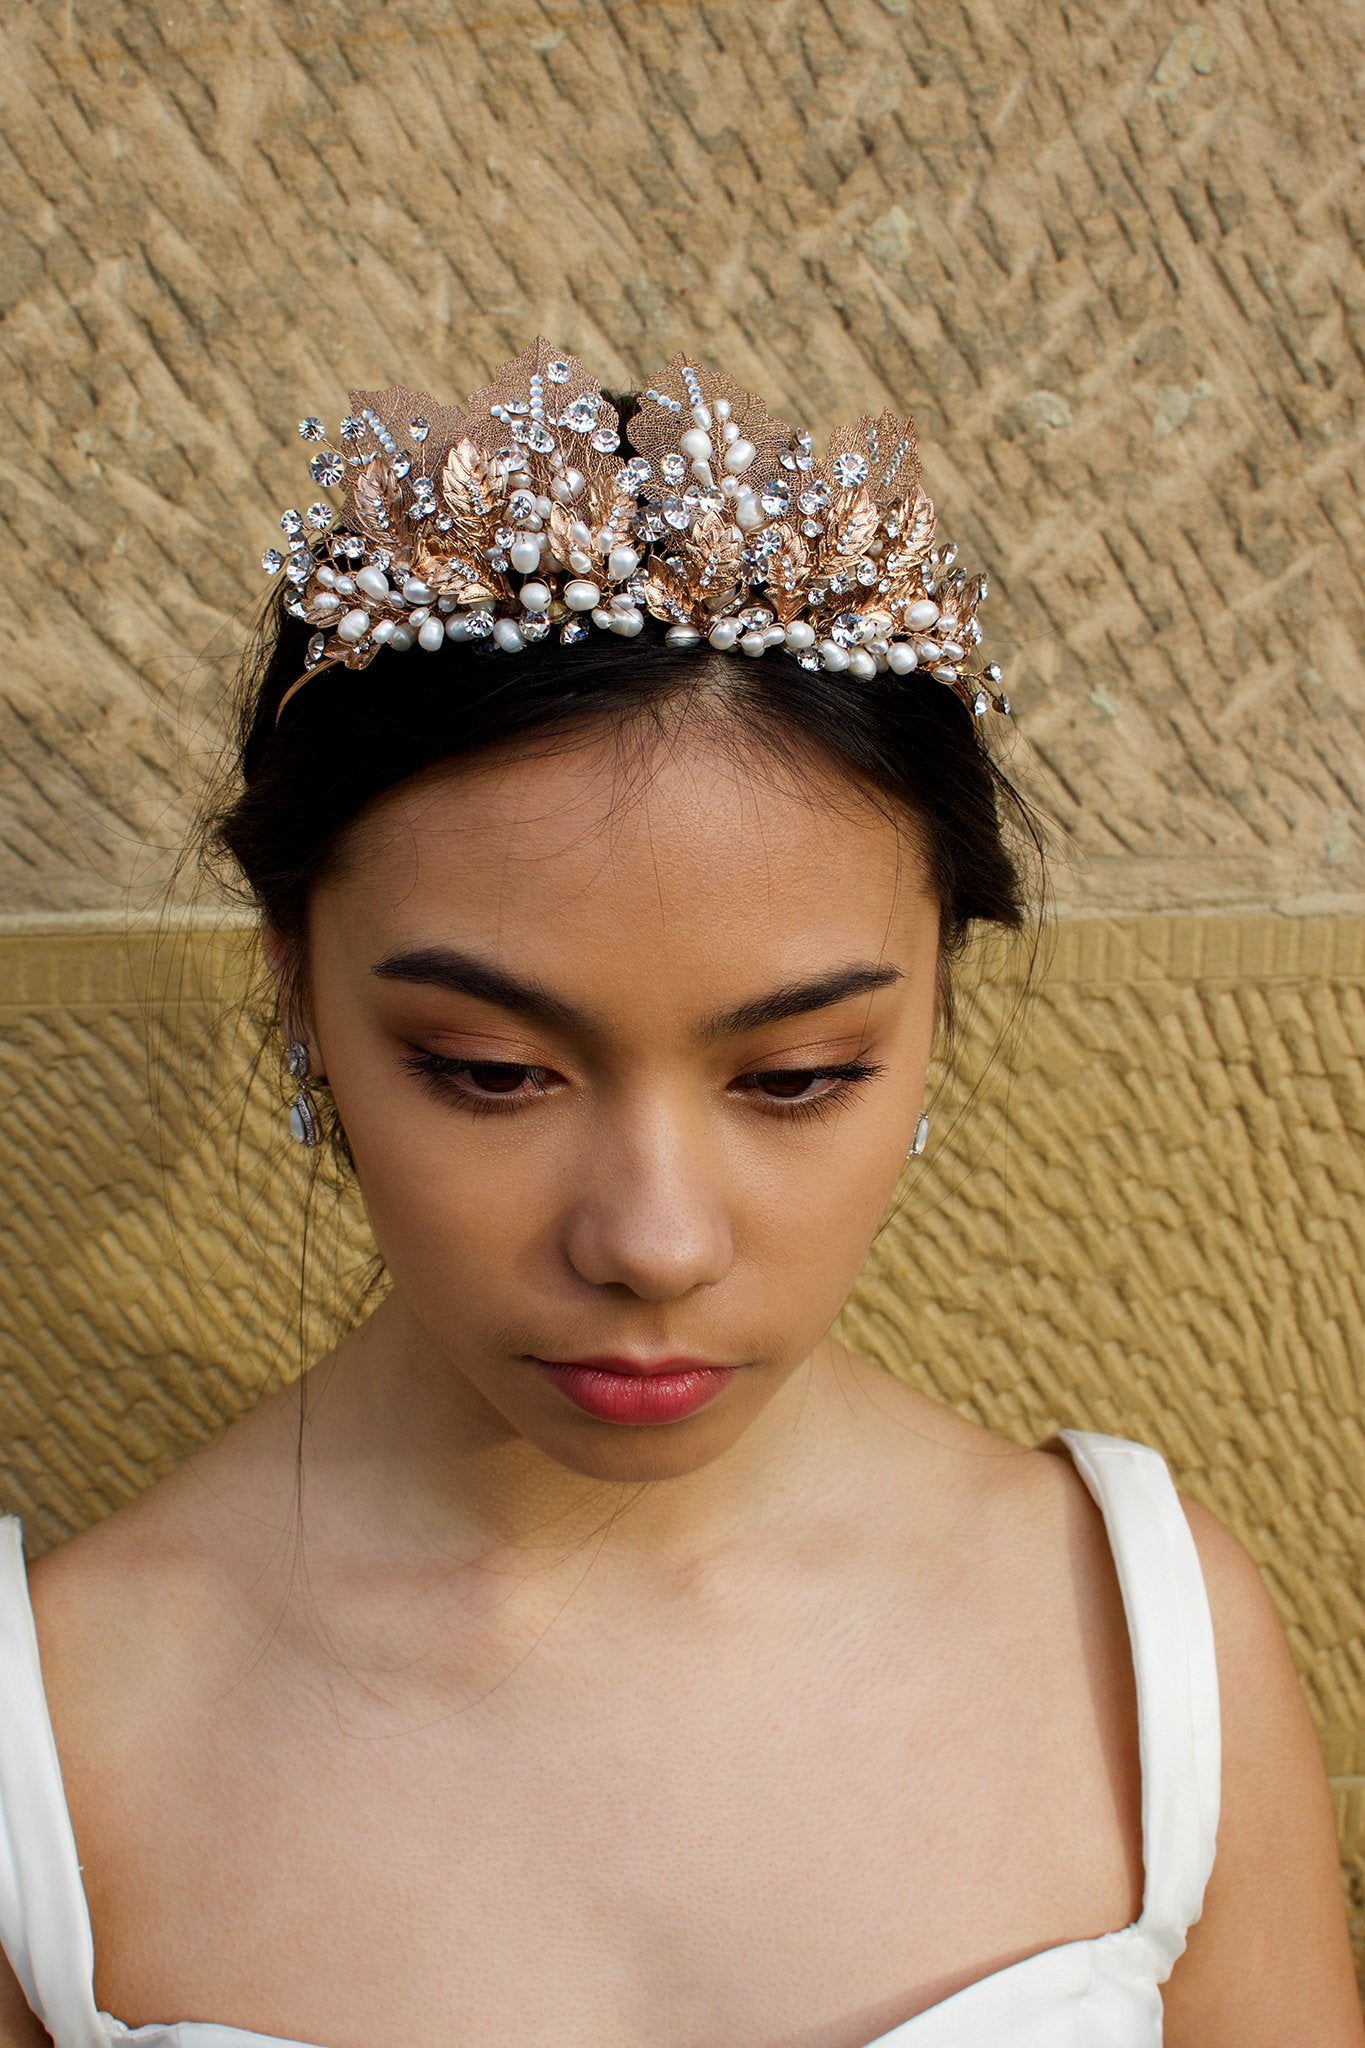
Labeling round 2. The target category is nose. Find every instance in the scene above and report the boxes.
[562,1097,734,1301]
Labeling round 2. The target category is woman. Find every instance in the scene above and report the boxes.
[0,343,1359,2046]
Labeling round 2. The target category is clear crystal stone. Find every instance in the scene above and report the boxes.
[307,633,326,665]
[796,649,822,670]
[285,597,308,618]
[520,611,551,640]
[298,417,326,442]
[285,548,313,584]
[465,610,494,637]
[830,611,863,647]
[972,690,989,716]
[308,452,344,486]
[391,453,412,479]
[827,573,852,595]
[280,508,304,534]
[508,490,538,521]
[562,395,600,431]
[759,481,790,515]
[516,420,555,453]
[662,497,690,530]
[339,416,365,441]
[560,617,589,643]
[795,429,814,454]
[370,550,392,571]
[340,535,364,560]
[487,552,509,570]
[546,358,571,383]
[801,519,822,539]
[798,483,830,514]
[591,426,620,452]
[1000,695,1011,715]
[738,606,774,629]
[693,485,726,513]
[307,503,333,529]
[494,527,517,548]
[832,453,868,488]
[618,458,652,493]
[261,548,283,573]
[856,561,878,585]
[661,454,687,481]
[409,416,429,442]
[635,509,668,540]
[985,663,1003,683]
[505,400,529,416]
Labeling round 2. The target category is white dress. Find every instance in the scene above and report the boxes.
[0,1428,1220,2046]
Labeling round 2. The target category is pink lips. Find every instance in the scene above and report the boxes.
[530,1355,737,1425]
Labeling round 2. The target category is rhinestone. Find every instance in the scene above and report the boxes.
[972,690,989,716]
[505,400,529,416]
[884,515,901,540]
[759,481,791,515]
[591,426,621,452]
[830,611,863,647]
[560,617,589,643]
[985,663,1003,684]
[261,548,283,574]
[515,420,555,453]
[285,548,313,584]
[692,486,726,514]
[618,458,652,493]
[411,499,434,520]
[661,454,687,481]
[508,490,539,521]
[298,417,326,442]
[391,452,412,480]
[798,483,830,514]
[520,610,551,641]
[339,416,366,441]
[976,575,989,602]
[827,573,853,595]
[306,503,333,529]
[562,395,600,432]
[738,606,774,629]
[308,451,345,487]
[796,649,822,669]
[465,610,494,637]
[635,509,668,540]
[284,597,308,618]
[546,358,572,383]
[340,535,364,560]
[856,561,878,585]
[370,550,392,571]
[662,497,690,530]
[279,508,304,535]
[494,526,517,548]
[832,453,868,489]
[1000,695,1012,715]
[801,520,822,539]
[409,416,429,442]
[306,633,326,665]
[487,552,509,570]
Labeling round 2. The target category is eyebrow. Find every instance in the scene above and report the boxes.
[371,946,903,1041]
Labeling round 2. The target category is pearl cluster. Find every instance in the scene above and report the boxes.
[265,343,1011,728]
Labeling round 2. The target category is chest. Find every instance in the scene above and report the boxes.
[78,1568,1143,2048]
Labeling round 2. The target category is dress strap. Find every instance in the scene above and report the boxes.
[1051,1430,1222,1968]
[0,1515,106,2047]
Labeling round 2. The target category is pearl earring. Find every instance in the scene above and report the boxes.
[908,1112,929,1159]
[286,1042,321,1147]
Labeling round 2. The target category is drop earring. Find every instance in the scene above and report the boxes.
[908,1111,929,1159]
[286,1042,321,1147]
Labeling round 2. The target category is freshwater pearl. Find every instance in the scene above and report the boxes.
[568,550,594,575]
[734,494,764,531]
[371,619,396,644]
[691,403,712,429]
[402,578,432,604]
[445,615,471,641]
[509,537,542,573]
[915,642,940,665]
[310,592,339,613]
[332,576,355,597]
[388,624,415,652]
[939,640,964,661]
[437,596,457,613]
[536,495,554,518]
[418,617,446,651]
[906,599,940,630]
[519,580,552,610]
[493,618,526,652]
[665,625,701,647]
[407,608,430,625]
[315,565,337,587]
[681,428,713,461]
[784,621,815,650]
[763,625,785,646]
[569,519,593,547]
[708,619,740,650]
[848,650,877,680]
[714,399,732,421]
[608,606,644,636]
[355,566,390,602]
[337,609,370,643]
[739,632,767,657]
[564,578,601,611]
[817,640,849,672]
[886,642,918,674]
[722,437,756,473]
[608,545,640,581]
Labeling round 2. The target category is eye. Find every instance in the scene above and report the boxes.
[731,1059,884,1116]
[400,1050,556,1112]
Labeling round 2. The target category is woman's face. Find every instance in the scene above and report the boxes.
[300,714,940,1483]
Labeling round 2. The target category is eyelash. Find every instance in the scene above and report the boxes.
[398,1051,885,1125]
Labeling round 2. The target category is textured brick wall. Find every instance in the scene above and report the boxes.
[1,0,1361,1991]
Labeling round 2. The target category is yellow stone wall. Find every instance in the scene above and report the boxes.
[1,0,1361,1995]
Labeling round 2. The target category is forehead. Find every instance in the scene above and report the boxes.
[317,719,935,970]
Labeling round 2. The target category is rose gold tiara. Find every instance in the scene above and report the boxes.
[263,339,1010,727]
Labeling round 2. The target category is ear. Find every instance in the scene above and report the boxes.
[261,918,308,1047]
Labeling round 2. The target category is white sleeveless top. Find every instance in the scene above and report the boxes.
[0,1428,1220,2047]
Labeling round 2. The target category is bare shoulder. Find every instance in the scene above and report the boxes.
[1161,1489,1364,2044]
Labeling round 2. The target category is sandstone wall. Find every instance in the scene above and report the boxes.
[1,0,1361,1993]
